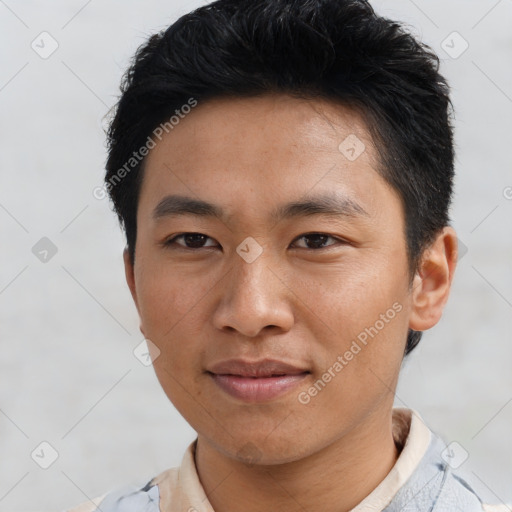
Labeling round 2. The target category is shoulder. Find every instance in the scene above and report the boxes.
[443,471,510,512]
[64,442,194,512]
[65,476,160,512]
[388,414,510,512]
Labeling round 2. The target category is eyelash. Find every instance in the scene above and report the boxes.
[162,232,347,251]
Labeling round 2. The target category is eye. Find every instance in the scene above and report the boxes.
[162,232,346,251]
[163,232,218,249]
[291,233,344,249]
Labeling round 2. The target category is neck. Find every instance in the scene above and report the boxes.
[195,408,400,512]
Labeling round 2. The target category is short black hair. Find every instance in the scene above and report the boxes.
[105,0,455,357]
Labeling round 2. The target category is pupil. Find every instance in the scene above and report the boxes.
[307,234,327,248]
[185,234,206,248]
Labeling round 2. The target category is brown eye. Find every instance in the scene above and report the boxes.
[164,233,218,249]
[292,233,342,249]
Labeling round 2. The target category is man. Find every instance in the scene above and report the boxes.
[68,0,507,510]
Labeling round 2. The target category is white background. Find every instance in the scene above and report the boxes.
[1,0,511,510]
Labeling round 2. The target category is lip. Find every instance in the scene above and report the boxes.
[207,358,310,402]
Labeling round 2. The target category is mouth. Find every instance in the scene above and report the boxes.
[206,358,310,402]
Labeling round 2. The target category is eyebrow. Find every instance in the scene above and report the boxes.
[152,193,369,223]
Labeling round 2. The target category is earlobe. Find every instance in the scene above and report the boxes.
[408,226,458,332]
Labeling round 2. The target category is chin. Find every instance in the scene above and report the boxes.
[204,425,319,466]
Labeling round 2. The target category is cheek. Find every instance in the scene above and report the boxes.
[294,255,404,323]
[136,261,206,330]
[302,296,407,425]
[293,256,409,374]
[135,266,216,375]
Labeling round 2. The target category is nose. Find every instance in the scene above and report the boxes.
[211,250,295,338]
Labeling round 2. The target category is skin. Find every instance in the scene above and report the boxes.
[124,94,458,512]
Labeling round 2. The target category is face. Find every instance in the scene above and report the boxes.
[125,94,435,464]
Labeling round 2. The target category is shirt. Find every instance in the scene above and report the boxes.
[66,408,509,512]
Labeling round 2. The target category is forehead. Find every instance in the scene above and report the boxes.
[148,94,374,162]
[138,94,397,222]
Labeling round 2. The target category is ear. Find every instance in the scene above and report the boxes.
[408,226,458,332]
[123,247,144,335]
